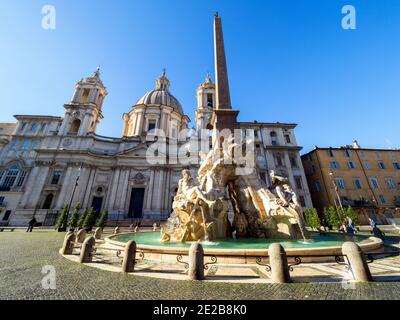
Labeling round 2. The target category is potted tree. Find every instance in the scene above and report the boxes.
[55,204,69,232]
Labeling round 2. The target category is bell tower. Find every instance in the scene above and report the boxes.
[195,73,215,130]
[59,67,108,136]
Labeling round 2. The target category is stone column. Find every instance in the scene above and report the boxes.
[106,168,121,210]
[342,242,372,282]
[188,243,205,280]
[145,170,155,211]
[56,166,73,208]
[118,169,130,212]
[269,243,291,283]
[27,166,50,208]
[78,113,91,136]
[19,166,41,208]
[59,112,71,136]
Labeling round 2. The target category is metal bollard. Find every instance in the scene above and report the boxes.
[269,243,291,283]
[121,240,137,273]
[188,242,205,280]
[342,242,372,282]
[79,236,95,263]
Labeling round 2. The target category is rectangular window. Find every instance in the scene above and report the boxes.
[335,178,346,190]
[40,124,46,133]
[348,161,356,169]
[370,178,380,189]
[327,149,335,157]
[284,135,291,143]
[51,170,62,185]
[289,155,298,168]
[330,161,340,169]
[0,196,4,205]
[16,171,27,187]
[294,176,303,190]
[274,154,284,167]
[393,162,400,170]
[315,181,321,192]
[345,150,352,158]
[364,161,371,169]
[353,178,362,190]
[299,196,306,207]
[385,178,397,189]
[22,139,31,150]
[2,169,19,189]
[2,210,11,221]
[254,130,259,138]
[378,161,385,169]
[148,121,156,132]
[379,195,386,204]
[375,151,381,159]
[360,150,366,158]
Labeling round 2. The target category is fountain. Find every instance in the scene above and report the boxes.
[106,14,383,262]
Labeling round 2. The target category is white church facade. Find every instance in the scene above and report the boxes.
[0,69,312,227]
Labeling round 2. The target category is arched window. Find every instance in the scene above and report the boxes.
[270,131,278,146]
[69,119,81,134]
[42,194,54,210]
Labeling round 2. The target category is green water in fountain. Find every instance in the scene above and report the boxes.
[113,232,369,249]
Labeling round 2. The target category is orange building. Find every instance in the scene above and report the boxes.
[301,141,400,225]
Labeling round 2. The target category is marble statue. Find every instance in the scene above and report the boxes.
[161,136,309,242]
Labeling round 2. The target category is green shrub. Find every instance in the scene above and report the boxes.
[77,208,89,229]
[96,209,109,229]
[323,206,341,229]
[67,203,81,229]
[345,206,359,225]
[304,208,321,230]
[83,208,96,231]
[55,204,70,229]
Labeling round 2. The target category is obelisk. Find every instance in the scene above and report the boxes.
[211,13,240,149]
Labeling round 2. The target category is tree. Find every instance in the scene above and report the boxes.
[304,208,321,230]
[83,208,96,231]
[323,206,341,229]
[55,204,69,231]
[77,208,89,229]
[345,206,359,225]
[96,209,109,229]
[67,203,81,230]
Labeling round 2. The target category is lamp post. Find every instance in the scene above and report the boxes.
[62,164,82,231]
[329,171,344,220]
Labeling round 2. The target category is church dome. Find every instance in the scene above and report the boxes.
[134,72,184,114]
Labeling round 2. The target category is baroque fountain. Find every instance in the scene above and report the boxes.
[106,14,382,262]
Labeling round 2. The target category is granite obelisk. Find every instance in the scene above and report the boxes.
[211,13,240,149]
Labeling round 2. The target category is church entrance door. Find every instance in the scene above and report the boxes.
[128,188,145,219]
[91,197,103,217]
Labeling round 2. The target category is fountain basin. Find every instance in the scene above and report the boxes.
[105,232,383,264]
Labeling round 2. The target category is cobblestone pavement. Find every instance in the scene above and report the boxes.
[0,231,399,300]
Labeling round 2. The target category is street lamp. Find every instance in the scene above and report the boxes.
[329,171,344,220]
[62,164,82,231]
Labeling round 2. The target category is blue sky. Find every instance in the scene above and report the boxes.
[1,0,399,153]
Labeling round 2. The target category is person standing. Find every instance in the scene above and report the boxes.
[27,217,37,232]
